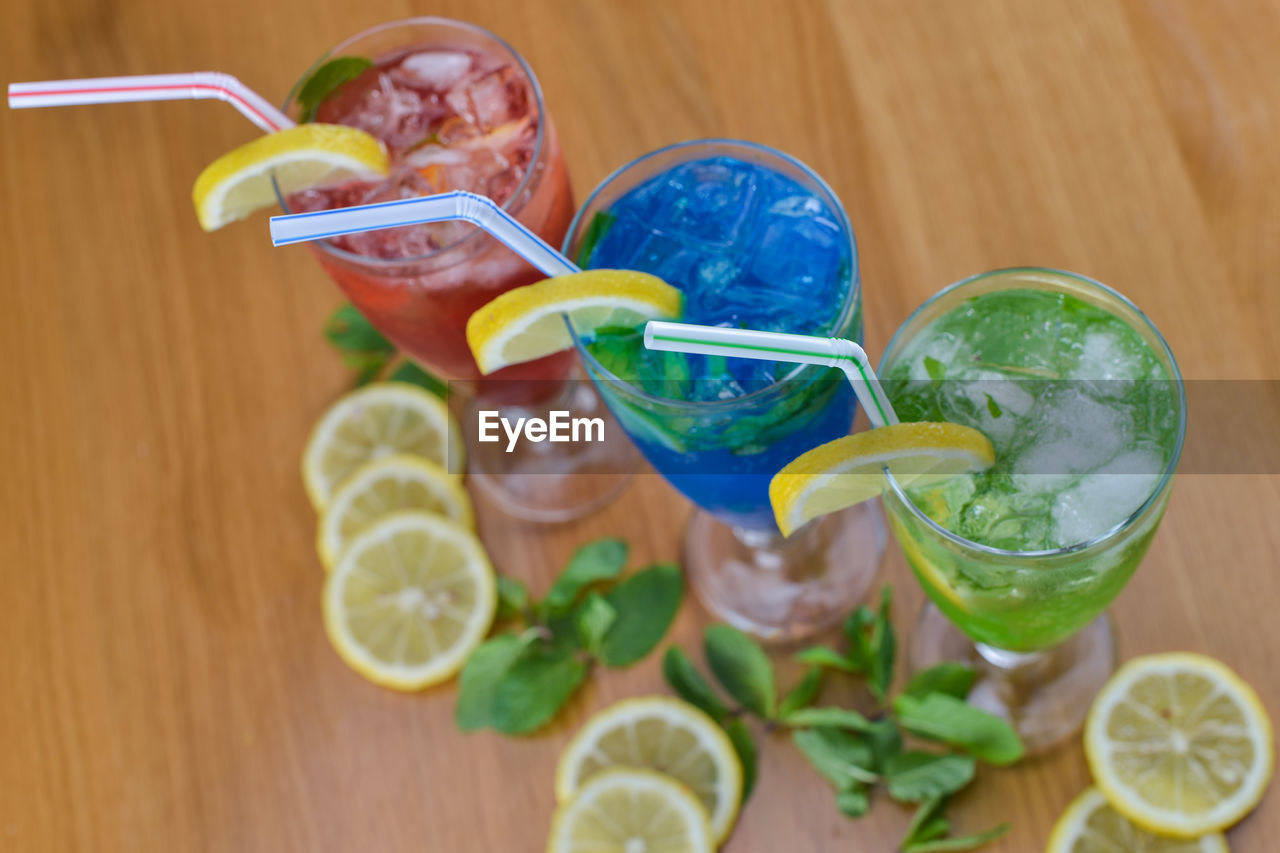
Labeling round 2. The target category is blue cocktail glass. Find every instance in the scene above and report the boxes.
[563,139,885,642]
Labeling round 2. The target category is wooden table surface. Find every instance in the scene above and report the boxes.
[4,1,1278,850]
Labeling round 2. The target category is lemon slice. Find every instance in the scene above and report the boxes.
[193,123,387,231]
[547,768,713,853]
[465,270,682,375]
[316,455,474,571]
[555,696,742,844]
[1085,653,1274,838]
[302,382,463,511]
[1048,788,1228,853]
[769,422,995,536]
[322,511,495,691]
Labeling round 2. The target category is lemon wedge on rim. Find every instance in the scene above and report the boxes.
[465,270,682,375]
[193,123,387,231]
[770,421,995,536]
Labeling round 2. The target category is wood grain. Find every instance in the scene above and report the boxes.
[3,0,1277,850]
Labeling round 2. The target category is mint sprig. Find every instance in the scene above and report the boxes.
[323,302,449,396]
[296,56,373,122]
[456,539,683,735]
[660,587,1020,851]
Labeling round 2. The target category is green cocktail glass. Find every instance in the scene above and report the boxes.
[879,268,1187,753]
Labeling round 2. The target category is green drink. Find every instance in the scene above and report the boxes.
[880,268,1186,752]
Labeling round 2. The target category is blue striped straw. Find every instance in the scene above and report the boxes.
[268,190,579,277]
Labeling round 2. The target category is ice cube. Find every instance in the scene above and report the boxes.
[645,161,759,249]
[1014,388,1129,476]
[961,372,1035,443]
[766,194,825,218]
[341,73,443,153]
[749,212,842,295]
[593,216,703,287]
[1072,330,1146,399]
[397,51,473,89]
[446,64,530,132]
[901,332,965,381]
[1051,450,1163,545]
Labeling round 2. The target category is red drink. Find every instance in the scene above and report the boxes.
[281,19,575,387]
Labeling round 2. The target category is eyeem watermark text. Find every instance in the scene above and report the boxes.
[477,410,605,452]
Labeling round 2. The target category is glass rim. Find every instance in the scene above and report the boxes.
[271,15,548,268]
[563,137,861,412]
[879,266,1189,558]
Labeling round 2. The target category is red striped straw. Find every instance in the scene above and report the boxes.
[8,72,294,134]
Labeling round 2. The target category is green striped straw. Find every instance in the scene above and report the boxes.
[643,320,899,428]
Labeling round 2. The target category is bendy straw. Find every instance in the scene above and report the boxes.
[643,320,899,428]
[8,73,294,134]
[267,190,580,277]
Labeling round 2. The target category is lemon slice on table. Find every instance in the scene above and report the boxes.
[322,511,495,691]
[316,455,474,571]
[547,768,714,853]
[1085,653,1274,838]
[193,123,387,231]
[1047,788,1228,853]
[302,382,463,511]
[769,422,995,536]
[465,270,683,375]
[555,696,742,844]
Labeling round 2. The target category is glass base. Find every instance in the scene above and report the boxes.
[908,603,1118,755]
[465,376,639,524]
[684,501,887,644]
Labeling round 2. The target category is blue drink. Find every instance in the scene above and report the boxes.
[564,140,882,642]
[569,147,859,530]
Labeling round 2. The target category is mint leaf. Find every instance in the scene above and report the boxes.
[843,605,876,670]
[783,707,874,732]
[575,211,615,267]
[904,662,977,700]
[792,727,877,787]
[544,611,585,656]
[904,823,1008,852]
[705,625,776,719]
[662,646,728,720]
[903,796,948,847]
[984,393,1002,418]
[490,647,588,735]
[778,668,823,719]
[836,783,870,817]
[911,817,951,845]
[894,693,1025,765]
[885,752,975,802]
[724,718,758,803]
[297,56,373,122]
[388,360,447,399]
[923,355,946,382]
[574,592,616,656]
[455,632,533,731]
[598,563,683,667]
[325,303,391,353]
[495,576,529,622]
[864,718,904,772]
[794,646,860,672]
[545,538,628,613]
[325,303,395,384]
[868,588,896,701]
